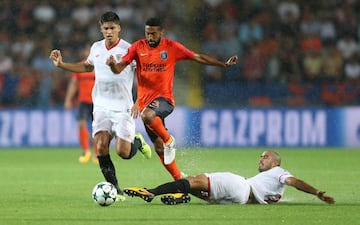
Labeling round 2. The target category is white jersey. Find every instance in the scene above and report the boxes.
[87,39,135,111]
[247,166,293,204]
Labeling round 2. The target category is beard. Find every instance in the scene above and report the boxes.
[148,39,161,48]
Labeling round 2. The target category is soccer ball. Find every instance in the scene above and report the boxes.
[92,181,118,206]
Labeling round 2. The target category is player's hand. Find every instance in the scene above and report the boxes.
[225,55,238,67]
[317,191,335,204]
[131,102,140,118]
[106,55,116,66]
[49,50,62,67]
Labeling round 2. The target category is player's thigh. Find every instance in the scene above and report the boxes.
[92,110,112,137]
[112,112,135,152]
[144,97,174,119]
[114,137,132,156]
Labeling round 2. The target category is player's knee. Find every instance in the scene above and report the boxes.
[141,109,155,124]
[141,115,152,124]
[115,149,130,159]
[97,143,109,155]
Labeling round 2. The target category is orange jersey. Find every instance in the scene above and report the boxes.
[72,71,95,104]
[122,38,195,110]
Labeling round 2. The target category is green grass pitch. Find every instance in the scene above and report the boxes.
[0,147,359,225]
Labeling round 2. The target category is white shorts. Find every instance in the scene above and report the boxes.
[205,172,250,204]
[92,107,135,143]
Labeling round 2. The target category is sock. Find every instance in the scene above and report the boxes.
[97,154,122,194]
[160,155,182,180]
[123,138,141,159]
[146,116,171,143]
[79,128,90,152]
[149,179,190,195]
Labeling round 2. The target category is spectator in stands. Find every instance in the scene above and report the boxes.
[32,43,55,107]
[318,14,337,46]
[32,1,56,24]
[344,53,360,82]
[278,35,301,82]
[201,32,224,82]
[322,44,344,81]
[336,33,358,60]
[302,49,324,82]
[300,32,323,54]
[238,16,263,48]
[334,1,357,37]
[242,43,265,82]
[0,50,13,74]
[277,0,300,24]
[0,64,19,107]
[16,61,39,107]
[299,10,321,37]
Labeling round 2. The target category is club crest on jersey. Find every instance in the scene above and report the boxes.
[149,100,160,108]
[160,51,168,60]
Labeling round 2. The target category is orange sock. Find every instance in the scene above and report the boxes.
[159,155,182,180]
[147,116,171,143]
[79,128,90,152]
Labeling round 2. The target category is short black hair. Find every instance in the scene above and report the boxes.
[145,17,163,28]
[99,11,120,25]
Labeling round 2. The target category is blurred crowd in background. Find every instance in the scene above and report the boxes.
[1,0,360,108]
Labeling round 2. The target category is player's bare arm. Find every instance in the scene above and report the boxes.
[64,77,78,110]
[106,55,128,74]
[49,49,93,73]
[192,53,238,68]
[285,177,335,204]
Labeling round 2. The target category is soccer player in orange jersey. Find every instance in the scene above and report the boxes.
[107,17,238,180]
[64,45,98,164]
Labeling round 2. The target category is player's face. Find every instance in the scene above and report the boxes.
[145,26,164,48]
[258,151,278,172]
[100,22,121,45]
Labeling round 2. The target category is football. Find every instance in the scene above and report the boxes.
[92,181,118,206]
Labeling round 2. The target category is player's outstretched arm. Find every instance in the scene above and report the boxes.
[192,53,238,68]
[285,177,335,204]
[49,49,93,73]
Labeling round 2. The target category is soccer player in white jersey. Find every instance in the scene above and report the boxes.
[124,150,335,205]
[49,11,151,201]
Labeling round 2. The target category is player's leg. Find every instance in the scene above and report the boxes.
[113,112,150,159]
[145,125,182,180]
[92,110,122,196]
[94,131,122,192]
[141,98,176,165]
[77,103,91,163]
[154,174,208,205]
[124,175,207,204]
[155,136,182,180]
[88,103,98,164]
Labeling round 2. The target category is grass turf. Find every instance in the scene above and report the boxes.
[0,148,359,225]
